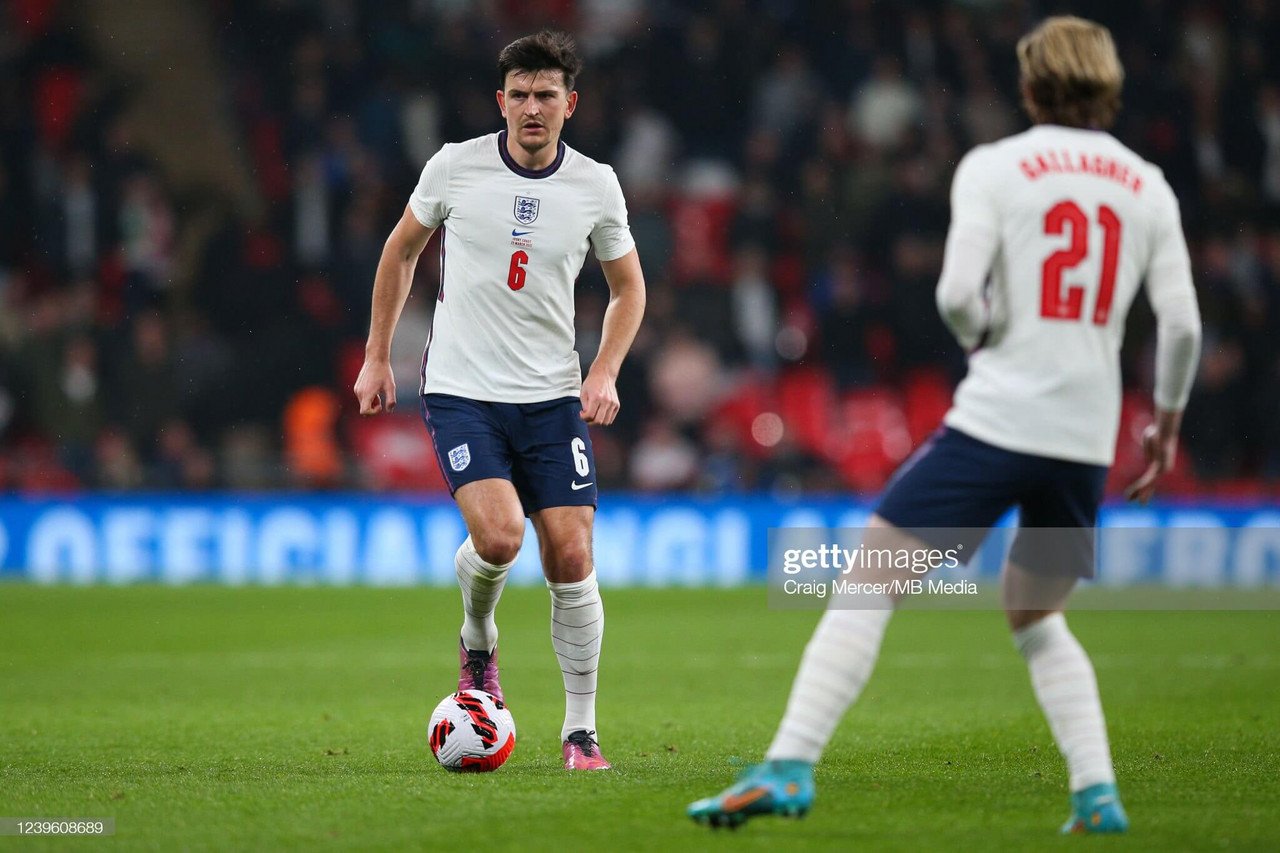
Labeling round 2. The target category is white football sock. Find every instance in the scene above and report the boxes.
[766,601,893,763]
[547,571,604,740]
[456,536,513,653]
[1014,613,1116,791]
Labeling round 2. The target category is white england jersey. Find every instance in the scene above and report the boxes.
[408,131,635,402]
[939,124,1199,466]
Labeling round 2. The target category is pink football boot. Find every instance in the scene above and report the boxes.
[562,730,612,770]
[457,640,503,703]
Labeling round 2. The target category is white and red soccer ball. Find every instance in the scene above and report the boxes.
[428,689,516,772]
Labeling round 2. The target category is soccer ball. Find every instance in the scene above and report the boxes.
[427,689,516,772]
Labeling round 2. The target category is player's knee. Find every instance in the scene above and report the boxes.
[1005,608,1056,633]
[472,525,523,566]
[545,539,592,579]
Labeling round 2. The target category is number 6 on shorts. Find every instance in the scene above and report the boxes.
[571,437,590,477]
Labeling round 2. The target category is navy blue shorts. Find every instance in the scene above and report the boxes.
[874,427,1107,578]
[421,393,597,515]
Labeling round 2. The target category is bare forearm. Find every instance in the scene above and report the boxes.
[591,249,646,378]
[593,286,645,377]
[365,209,433,361]
[365,250,417,361]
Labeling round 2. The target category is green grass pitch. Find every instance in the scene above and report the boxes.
[2,584,1278,851]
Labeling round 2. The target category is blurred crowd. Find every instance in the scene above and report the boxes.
[2,0,1279,496]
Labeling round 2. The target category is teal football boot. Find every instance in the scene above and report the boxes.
[687,760,815,829]
[1061,782,1130,834]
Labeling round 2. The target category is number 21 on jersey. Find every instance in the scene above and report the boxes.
[1040,200,1121,326]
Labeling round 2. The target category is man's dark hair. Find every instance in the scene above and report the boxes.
[497,30,582,92]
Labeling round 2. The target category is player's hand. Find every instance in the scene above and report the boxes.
[354,359,397,415]
[1124,410,1181,503]
[969,281,1008,354]
[579,366,620,426]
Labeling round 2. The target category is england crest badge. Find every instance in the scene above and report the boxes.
[448,443,471,472]
[514,195,540,225]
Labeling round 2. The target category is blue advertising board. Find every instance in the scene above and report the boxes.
[0,495,1277,586]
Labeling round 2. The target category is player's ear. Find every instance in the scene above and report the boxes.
[1018,80,1037,123]
[496,90,507,118]
[564,90,578,119]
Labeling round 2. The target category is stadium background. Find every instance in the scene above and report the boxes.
[1,0,1278,586]
[3,4,1278,851]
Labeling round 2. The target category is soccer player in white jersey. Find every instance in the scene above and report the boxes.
[353,30,645,770]
[690,16,1201,830]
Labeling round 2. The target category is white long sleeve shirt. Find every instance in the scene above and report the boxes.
[935,124,1202,466]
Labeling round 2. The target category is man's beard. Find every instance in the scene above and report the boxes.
[516,122,554,156]
[517,136,552,156]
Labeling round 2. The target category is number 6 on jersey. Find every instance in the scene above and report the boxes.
[507,251,528,291]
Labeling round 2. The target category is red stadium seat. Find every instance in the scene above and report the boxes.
[778,367,836,456]
[34,66,83,150]
[708,377,772,458]
[902,368,953,446]
[2,441,81,492]
[347,414,448,492]
[1210,478,1268,500]
[830,387,913,491]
